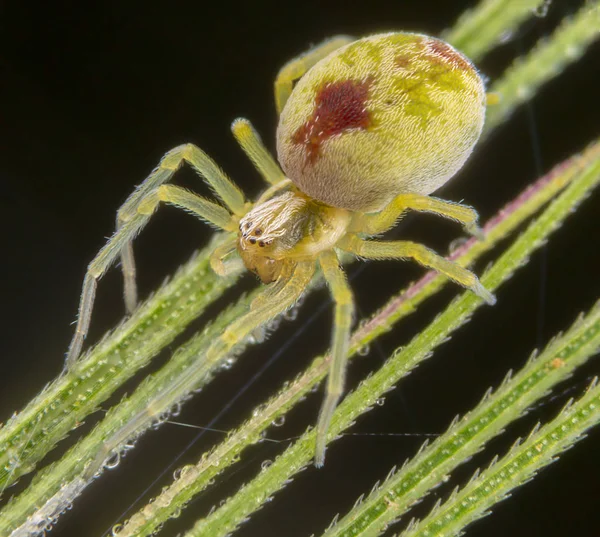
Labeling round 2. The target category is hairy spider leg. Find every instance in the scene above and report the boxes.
[231,118,286,185]
[315,251,355,467]
[250,262,296,310]
[208,261,315,360]
[274,35,355,113]
[339,235,496,306]
[65,183,238,370]
[352,193,483,238]
[209,234,242,277]
[115,143,247,314]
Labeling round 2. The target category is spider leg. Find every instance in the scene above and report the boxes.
[231,118,286,186]
[206,261,315,361]
[66,185,237,370]
[353,193,483,238]
[249,262,295,310]
[315,251,354,467]
[209,234,242,277]
[116,143,247,313]
[274,35,355,113]
[339,235,496,305]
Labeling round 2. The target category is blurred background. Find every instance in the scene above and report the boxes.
[0,1,598,536]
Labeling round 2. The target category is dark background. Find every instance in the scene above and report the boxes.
[1,1,599,536]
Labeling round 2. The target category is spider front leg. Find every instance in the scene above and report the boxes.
[315,251,355,467]
[65,184,238,370]
[206,261,315,360]
[116,143,247,314]
[353,193,484,239]
[274,35,355,113]
[340,235,496,305]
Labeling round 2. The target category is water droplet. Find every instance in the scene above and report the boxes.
[104,452,121,470]
[534,0,551,17]
[221,357,236,371]
[171,402,182,417]
[498,29,514,44]
[272,416,285,427]
[376,397,386,407]
[112,524,123,535]
[261,459,273,470]
[173,464,193,480]
[284,307,299,321]
[357,344,370,357]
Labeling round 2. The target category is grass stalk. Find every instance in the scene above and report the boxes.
[485,0,600,133]
[321,301,600,537]
[402,377,600,537]
[443,0,547,60]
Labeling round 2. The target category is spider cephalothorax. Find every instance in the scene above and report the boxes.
[66,32,495,467]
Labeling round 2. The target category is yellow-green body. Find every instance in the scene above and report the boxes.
[277,33,486,211]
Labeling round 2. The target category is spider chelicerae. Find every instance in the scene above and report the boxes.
[66,32,495,466]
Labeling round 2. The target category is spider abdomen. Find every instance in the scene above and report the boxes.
[276,32,486,212]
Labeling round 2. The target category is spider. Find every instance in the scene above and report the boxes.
[65,32,496,467]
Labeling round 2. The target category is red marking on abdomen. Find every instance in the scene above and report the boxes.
[426,39,471,71]
[292,75,375,165]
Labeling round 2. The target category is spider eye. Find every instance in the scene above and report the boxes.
[249,238,257,244]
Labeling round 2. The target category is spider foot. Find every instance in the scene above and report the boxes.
[472,280,496,305]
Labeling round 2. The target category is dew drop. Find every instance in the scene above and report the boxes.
[261,459,273,470]
[376,397,386,407]
[357,344,370,357]
[533,0,551,17]
[123,441,137,452]
[112,524,123,536]
[171,402,183,417]
[498,29,514,44]
[284,307,299,321]
[104,452,121,470]
[221,357,236,371]
[272,416,285,427]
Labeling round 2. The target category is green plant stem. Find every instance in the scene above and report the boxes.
[443,0,546,60]
[485,0,600,133]
[402,377,600,537]
[321,301,600,537]
[0,287,262,535]
[182,144,600,537]
[112,141,599,537]
[1,0,587,507]
[0,234,242,493]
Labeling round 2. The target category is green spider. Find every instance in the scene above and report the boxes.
[66,32,495,466]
